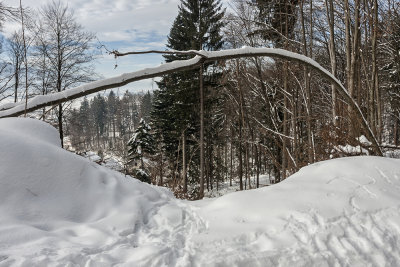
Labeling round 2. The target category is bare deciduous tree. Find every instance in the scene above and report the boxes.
[36,0,96,147]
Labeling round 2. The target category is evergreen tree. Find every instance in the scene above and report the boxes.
[253,0,299,45]
[151,0,225,194]
[128,119,155,168]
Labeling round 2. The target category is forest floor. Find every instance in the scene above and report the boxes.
[1,118,400,266]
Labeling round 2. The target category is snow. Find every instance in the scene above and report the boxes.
[335,144,369,155]
[1,118,400,266]
[357,135,373,146]
[194,156,400,266]
[83,151,102,162]
[204,174,272,198]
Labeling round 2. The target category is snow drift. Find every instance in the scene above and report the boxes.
[0,118,200,266]
[1,118,400,266]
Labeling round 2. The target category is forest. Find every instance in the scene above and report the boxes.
[1,0,400,199]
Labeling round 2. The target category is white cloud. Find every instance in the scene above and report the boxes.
[4,0,180,42]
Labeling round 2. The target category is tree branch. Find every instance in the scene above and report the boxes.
[0,47,383,156]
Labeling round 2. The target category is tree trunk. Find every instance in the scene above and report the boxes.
[245,141,249,190]
[255,143,259,188]
[59,104,64,148]
[182,130,187,193]
[372,0,381,141]
[238,123,243,190]
[14,59,19,103]
[199,64,205,198]
[20,0,28,117]
[325,0,338,127]
[230,133,233,187]
[347,0,361,138]
[395,118,398,147]
[159,153,163,186]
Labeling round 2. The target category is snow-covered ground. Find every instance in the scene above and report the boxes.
[204,175,272,198]
[79,151,124,172]
[1,118,400,266]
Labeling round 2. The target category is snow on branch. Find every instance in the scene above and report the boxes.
[110,49,205,57]
[0,55,204,117]
[0,47,383,156]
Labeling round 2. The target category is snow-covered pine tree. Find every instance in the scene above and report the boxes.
[127,119,155,183]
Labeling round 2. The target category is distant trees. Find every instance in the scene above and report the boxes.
[66,90,154,166]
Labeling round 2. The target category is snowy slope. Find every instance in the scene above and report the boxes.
[0,118,203,266]
[1,118,400,266]
[194,156,400,266]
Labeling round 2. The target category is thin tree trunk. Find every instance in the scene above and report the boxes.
[199,64,205,198]
[182,130,187,193]
[348,0,361,138]
[217,145,221,191]
[372,0,381,141]
[245,142,249,190]
[238,122,243,190]
[344,0,352,136]
[14,59,19,103]
[308,0,315,162]
[20,0,28,117]
[159,154,163,186]
[281,2,290,180]
[230,133,233,187]
[224,140,228,186]
[325,0,338,127]
[255,143,259,188]
[395,119,398,147]
[59,104,64,147]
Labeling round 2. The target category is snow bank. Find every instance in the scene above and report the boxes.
[194,156,400,266]
[1,118,400,266]
[0,118,200,266]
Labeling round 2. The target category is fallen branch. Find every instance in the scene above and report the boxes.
[0,47,383,156]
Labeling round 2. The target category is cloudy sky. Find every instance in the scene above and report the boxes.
[3,0,187,93]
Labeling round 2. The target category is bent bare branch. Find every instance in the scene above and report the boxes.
[0,47,382,155]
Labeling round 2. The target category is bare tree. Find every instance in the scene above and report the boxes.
[36,0,95,147]
[6,31,24,103]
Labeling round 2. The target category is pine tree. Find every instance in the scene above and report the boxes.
[151,0,224,196]
[128,119,155,183]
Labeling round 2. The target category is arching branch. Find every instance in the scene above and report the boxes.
[0,47,382,156]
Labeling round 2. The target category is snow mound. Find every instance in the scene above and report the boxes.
[0,118,203,266]
[1,118,400,266]
[195,156,400,266]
